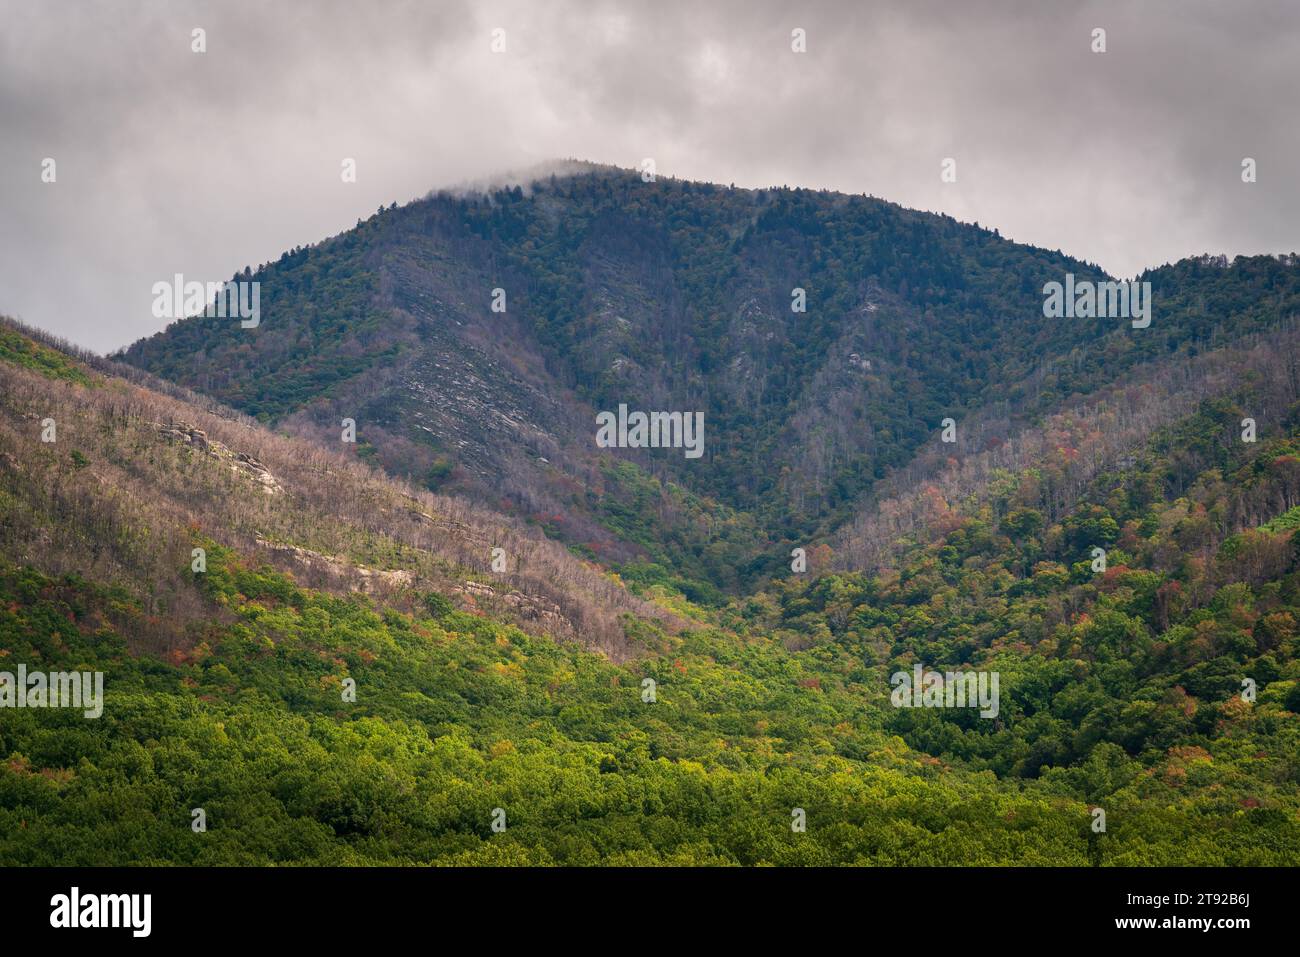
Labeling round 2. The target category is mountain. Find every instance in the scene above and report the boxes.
[4,311,1300,865]
[5,162,1300,868]
[119,164,1300,598]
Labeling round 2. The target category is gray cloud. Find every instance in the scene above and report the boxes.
[1,0,1295,352]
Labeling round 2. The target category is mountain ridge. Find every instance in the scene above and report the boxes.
[116,164,1300,599]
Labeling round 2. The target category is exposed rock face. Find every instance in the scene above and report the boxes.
[235,452,280,492]
[453,578,570,634]
[254,537,414,593]
[459,580,495,598]
[158,424,208,450]
[157,423,283,494]
[250,537,568,633]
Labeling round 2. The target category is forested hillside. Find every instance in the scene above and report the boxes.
[0,319,670,660]
[3,320,1298,865]
[118,166,1300,596]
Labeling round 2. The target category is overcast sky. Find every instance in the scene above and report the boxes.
[1,0,1296,353]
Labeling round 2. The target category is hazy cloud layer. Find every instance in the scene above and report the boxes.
[1,0,1296,352]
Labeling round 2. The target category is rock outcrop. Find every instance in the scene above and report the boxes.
[157,423,283,494]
